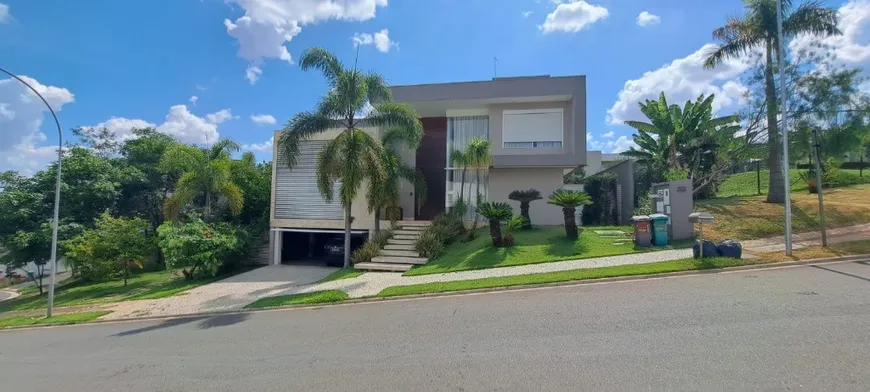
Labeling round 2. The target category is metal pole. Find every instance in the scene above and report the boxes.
[776,0,793,256]
[0,67,63,318]
[811,129,827,246]
[756,160,761,195]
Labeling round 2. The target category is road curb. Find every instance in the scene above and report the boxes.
[0,289,21,302]
[3,254,869,331]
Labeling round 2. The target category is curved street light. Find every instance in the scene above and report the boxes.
[0,67,63,318]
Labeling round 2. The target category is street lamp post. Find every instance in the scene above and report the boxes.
[776,0,794,256]
[0,67,63,318]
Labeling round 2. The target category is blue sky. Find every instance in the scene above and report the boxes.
[2,0,868,174]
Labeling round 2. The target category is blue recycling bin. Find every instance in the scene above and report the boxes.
[650,214,670,246]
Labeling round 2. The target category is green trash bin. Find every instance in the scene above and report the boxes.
[650,214,670,246]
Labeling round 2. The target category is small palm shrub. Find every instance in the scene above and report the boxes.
[547,189,593,240]
[476,202,514,247]
[415,231,445,259]
[508,189,542,230]
[503,216,528,247]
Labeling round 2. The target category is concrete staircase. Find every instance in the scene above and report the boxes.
[355,221,430,272]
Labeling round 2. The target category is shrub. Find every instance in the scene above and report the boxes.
[351,241,382,264]
[503,216,528,247]
[581,173,618,226]
[476,202,514,247]
[157,215,241,279]
[64,214,155,285]
[508,189,542,230]
[430,213,464,244]
[414,231,445,259]
[548,189,593,240]
[633,193,653,216]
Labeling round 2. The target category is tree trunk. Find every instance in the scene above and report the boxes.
[488,219,503,247]
[343,206,352,269]
[470,169,481,230]
[458,167,467,203]
[764,41,786,204]
[520,202,532,229]
[563,207,578,239]
[374,208,381,233]
[123,261,128,287]
[205,191,213,220]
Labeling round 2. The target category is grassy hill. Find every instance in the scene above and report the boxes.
[717,169,869,198]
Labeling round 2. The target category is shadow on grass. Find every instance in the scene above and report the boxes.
[546,236,587,258]
[112,313,250,337]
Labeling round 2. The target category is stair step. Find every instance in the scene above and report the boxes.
[394,234,420,241]
[393,230,424,236]
[396,221,430,227]
[354,262,413,272]
[371,256,429,265]
[398,225,428,231]
[387,239,416,245]
[384,244,416,251]
[379,249,421,257]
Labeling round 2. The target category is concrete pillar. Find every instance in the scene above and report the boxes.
[272,230,283,265]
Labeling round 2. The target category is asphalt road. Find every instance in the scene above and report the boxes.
[2,261,870,391]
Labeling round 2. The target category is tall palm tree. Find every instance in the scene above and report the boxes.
[368,127,427,233]
[704,0,839,203]
[276,47,423,268]
[450,149,471,206]
[466,138,492,234]
[159,139,244,220]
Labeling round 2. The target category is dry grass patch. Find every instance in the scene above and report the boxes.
[754,240,870,263]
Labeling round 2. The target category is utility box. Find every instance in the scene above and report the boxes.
[631,215,652,247]
[650,214,670,246]
[650,179,694,241]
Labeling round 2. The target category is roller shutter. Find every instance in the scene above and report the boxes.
[274,140,343,220]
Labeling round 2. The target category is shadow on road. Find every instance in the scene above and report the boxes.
[112,313,250,337]
[811,264,870,283]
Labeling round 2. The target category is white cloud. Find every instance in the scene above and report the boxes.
[790,0,870,74]
[0,75,75,173]
[225,0,388,81]
[250,113,277,125]
[246,65,263,84]
[204,108,237,124]
[636,11,660,27]
[602,131,615,139]
[607,43,750,125]
[540,1,608,33]
[195,84,207,91]
[606,136,636,153]
[522,11,533,18]
[242,136,274,153]
[353,28,397,53]
[0,3,10,23]
[155,105,233,144]
[84,117,157,142]
[189,95,199,105]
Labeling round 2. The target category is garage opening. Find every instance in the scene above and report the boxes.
[278,229,368,267]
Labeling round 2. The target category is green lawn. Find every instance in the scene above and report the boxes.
[0,269,246,313]
[245,290,349,309]
[380,257,757,297]
[316,268,365,284]
[717,169,869,198]
[0,311,111,328]
[404,226,686,276]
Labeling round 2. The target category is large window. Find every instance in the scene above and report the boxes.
[502,108,563,149]
[446,116,489,220]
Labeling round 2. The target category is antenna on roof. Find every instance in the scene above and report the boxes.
[493,57,498,79]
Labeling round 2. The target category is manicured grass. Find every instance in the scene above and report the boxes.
[0,269,248,313]
[380,257,759,297]
[717,169,869,198]
[0,311,111,328]
[404,226,684,276]
[697,184,870,240]
[316,268,365,284]
[245,290,349,309]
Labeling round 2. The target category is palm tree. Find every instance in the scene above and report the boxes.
[547,189,592,240]
[450,149,471,206]
[276,47,423,268]
[476,202,513,247]
[466,138,492,235]
[368,127,427,233]
[704,0,839,203]
[508,189,542,230]
[159,139,244,220]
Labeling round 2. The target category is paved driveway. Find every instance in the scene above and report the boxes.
[103,264,337,319]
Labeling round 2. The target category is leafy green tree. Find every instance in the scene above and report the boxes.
[466,138,492,237]
[117,128,180,230]
[64,214,154,285]
[475,202,513,247]
[157,216,241,279]
[230,152,272,227]
[159,139,244,220]
[450,149,471,204]
[276,47,422,268]
[368,127,427,232]
[508,189,542,230]
[547,189,593,240]
[705,0,840,203]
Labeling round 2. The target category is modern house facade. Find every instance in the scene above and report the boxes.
[269,75,588,265]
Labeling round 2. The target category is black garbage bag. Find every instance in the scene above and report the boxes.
[693,239,719,259]
[716,239,742,259]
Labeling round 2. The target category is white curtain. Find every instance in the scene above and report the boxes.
[446,116,489,221]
